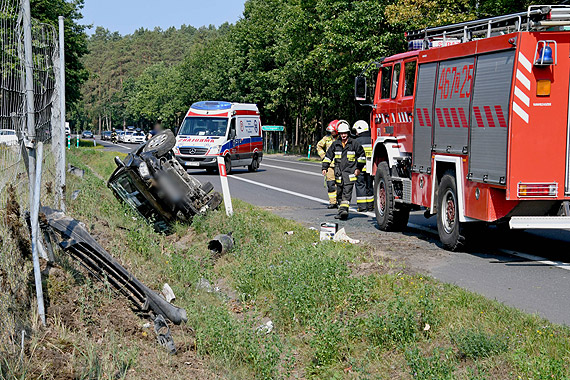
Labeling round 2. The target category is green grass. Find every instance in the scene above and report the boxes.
[3,147,570,379]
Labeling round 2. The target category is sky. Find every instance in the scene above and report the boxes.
[81,0,246,35]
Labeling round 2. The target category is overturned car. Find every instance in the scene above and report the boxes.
[108,130,222,232]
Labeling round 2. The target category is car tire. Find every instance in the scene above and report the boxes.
[436,171,465,251]
[224,155,232,175]
[248,155,260,172]
[374,161,410,231]
[143,130,176,157]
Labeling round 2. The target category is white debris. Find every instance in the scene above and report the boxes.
[256,320,274,334]
[162,283,176,303]
[333,228,360,244]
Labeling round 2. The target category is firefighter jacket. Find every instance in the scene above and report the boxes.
[355,131,372,173]
[322,137,366,184]
[317,134,336,167]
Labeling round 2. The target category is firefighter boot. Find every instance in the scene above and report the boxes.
[335,202,349,220]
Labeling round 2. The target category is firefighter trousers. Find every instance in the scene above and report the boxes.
[324,167,337,205]
[337,180,355,215]
[355,172,374,211]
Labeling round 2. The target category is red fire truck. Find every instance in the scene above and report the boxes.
[354,5,570,250]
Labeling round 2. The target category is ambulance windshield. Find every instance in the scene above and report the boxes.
[178,117,228,137]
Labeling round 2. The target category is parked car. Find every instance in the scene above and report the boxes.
[82,130,93,139]
[102,131,112,140]
[0,129,18,146]
[131,131,146,144]
[108,130,222,233]
[123,131,134,143]
[117,131,126,142]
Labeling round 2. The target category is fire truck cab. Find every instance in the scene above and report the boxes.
[355,5,570,250]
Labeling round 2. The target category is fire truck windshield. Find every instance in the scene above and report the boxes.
[178,117,228,137]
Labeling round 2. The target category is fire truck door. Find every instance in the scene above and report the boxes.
[413,62,438,173]
[433,57,475,154]
[469,50,515,185]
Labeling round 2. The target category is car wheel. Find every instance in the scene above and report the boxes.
[142,130,176,157]
[436,172,465,251]
[248,155,260,172]
[224,155,232,175]
[374,161,409,231]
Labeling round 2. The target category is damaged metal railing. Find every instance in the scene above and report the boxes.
[41,207,187,326]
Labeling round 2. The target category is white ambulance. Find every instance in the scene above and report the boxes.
[174,101,263,174]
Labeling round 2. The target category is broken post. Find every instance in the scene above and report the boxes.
[217,155,233,216]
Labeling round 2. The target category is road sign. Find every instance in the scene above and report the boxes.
[262,125,284,132]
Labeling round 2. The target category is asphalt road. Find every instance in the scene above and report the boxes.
[95,137,570,326]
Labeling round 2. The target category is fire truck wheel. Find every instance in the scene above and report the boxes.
[437,173,465,251]
[374,161,409,231]
[143,129,176,157]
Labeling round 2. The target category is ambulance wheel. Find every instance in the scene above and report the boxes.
[437,172,465,251]
[143,130,175,157]
[374,161,409,231]
[224,156,232,175]
[248,155,260,172]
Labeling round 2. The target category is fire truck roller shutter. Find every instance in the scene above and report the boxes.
[433,57,475,155]
[469,50,515,185]
[412,62,438,173]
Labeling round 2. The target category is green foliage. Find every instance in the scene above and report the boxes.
[405,347,457,380]
[31,0,89,109]
[451,327,509,359]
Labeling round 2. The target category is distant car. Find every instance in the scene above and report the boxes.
[82,131,93,139]
[117,131,126,142]
[131,131,146,144]
[107,130,222,233]
[0,129,18,146]
[102,131,112,140]
[123,131,134,143]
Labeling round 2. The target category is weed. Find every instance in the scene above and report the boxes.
[405,346,457,380]
[451,327,508,359]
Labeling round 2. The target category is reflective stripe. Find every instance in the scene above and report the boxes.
[362,167,367,173]
[328,192,337,199]
[340,201,350,207]
[357,197,367,203]
[323,157,331,163]
[347,151,355,155]
[357,157,366,163]
[336,178,342,183]
[366,196,374,202]
[334,151,342,158]
[349,174,357,182]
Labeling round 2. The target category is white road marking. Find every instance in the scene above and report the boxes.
[408,223,570,271]
[229,175,375,216]
[498,249,570,271]
[262,163,322,177]
[263,157,321,167]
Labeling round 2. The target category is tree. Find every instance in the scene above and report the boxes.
[31,0,89,109]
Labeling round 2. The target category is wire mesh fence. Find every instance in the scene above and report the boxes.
[1,0,62,349]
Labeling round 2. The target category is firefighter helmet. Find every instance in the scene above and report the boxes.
[353,120,369,134]
[326,120,339,134]
[336,120,351,134]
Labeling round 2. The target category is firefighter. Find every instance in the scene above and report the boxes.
[353,120,374,212]
[322,120,366,220]
[317,120,339,208]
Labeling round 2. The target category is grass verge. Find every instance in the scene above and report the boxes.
[2,147,570,379]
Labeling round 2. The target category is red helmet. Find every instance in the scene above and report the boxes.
[326,120,339,134]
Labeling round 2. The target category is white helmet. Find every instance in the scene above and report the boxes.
[353,120,369,134]
[336,120,350,134]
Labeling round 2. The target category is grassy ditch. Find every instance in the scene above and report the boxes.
[2,147,570,379]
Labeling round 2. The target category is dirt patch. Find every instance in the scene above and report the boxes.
[4,184,31,259]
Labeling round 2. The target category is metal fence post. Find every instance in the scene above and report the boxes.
[56,16,66,211]
[22,0,46,326]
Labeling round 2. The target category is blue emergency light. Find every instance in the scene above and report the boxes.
[192,101,232,110]
[537,45,554,65]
